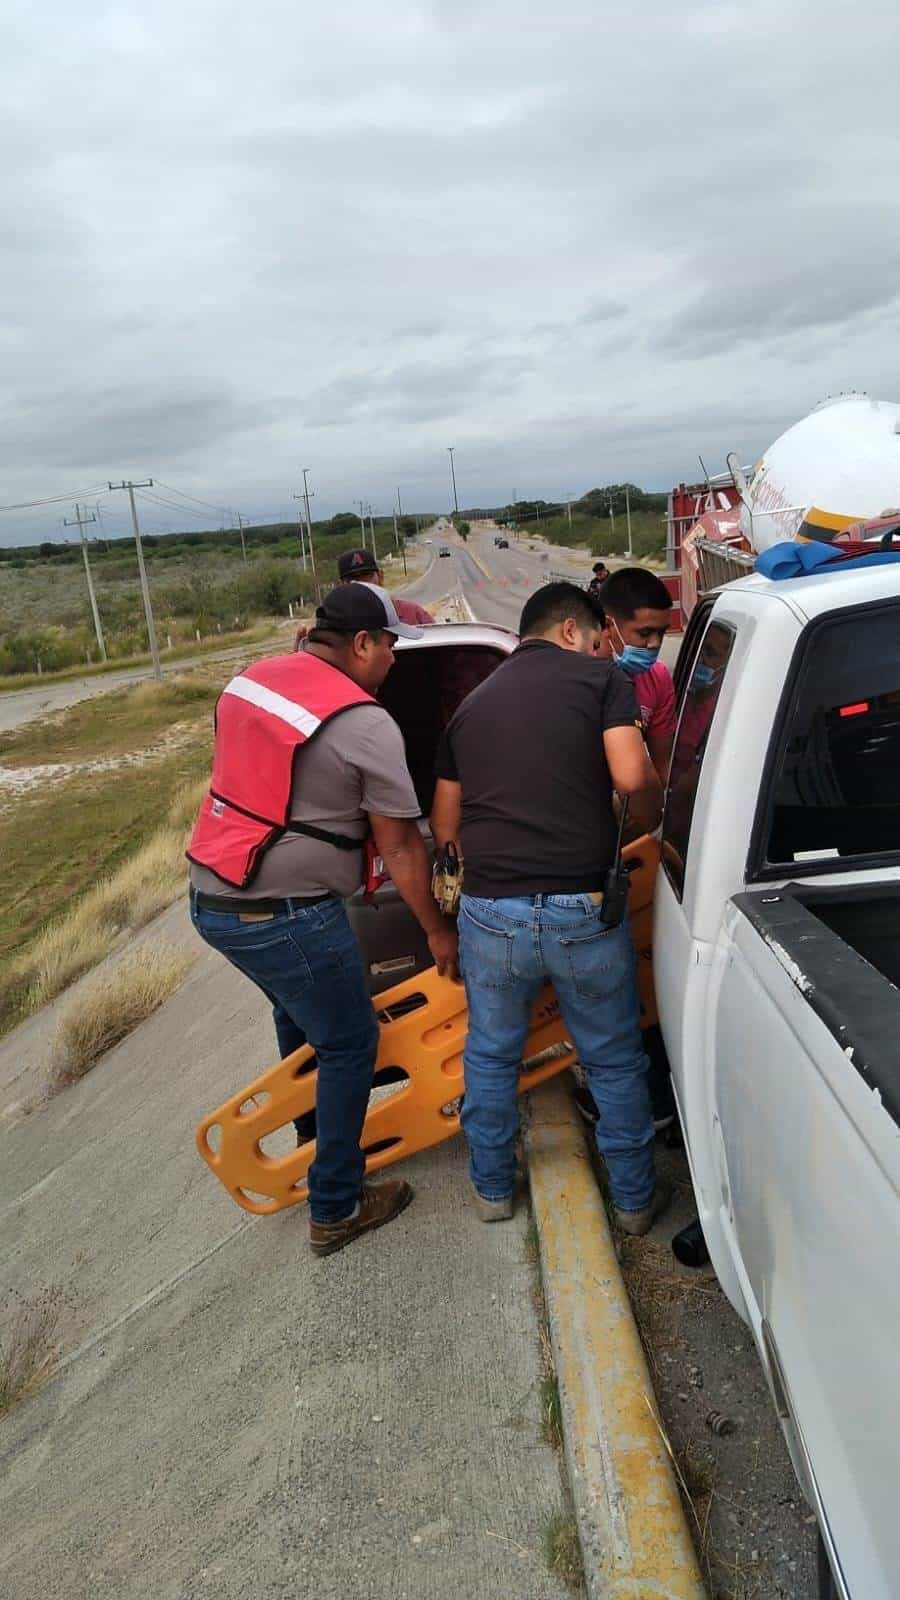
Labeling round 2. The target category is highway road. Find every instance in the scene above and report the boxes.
[408,519,593,630]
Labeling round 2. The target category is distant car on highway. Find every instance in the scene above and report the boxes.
[497,538,509,549]
[438,546,451,557]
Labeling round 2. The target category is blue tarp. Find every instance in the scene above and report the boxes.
[756,541,900,581]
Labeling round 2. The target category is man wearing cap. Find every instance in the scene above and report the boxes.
[338,548,436,624]
[188,583,457,1257]
[294,549,434,649]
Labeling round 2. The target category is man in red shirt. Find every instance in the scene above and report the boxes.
[597,568,676,784]
[337,548,435,626]
[295,548,434,649]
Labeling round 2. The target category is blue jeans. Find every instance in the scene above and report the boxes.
[190,893,379,1224]
[458,894,656,1211]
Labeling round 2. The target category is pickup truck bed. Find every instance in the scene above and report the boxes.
[736,884,900,1126]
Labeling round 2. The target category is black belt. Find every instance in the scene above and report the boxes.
[191,889,334,915]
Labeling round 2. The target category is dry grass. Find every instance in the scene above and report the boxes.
[542,1509,584,1593]
[617,1234,718,1356]
[540,1368,564,1451]
[50,941,195,1089]
[129,673,215,709]
[14,823,194,1011]
[0,673,217,766]
[166,774,208,830]
[0,1286,64,1417]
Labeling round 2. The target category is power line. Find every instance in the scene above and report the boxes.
[0,484,109,513]
[136,488,221,521]
[152,479,231,517]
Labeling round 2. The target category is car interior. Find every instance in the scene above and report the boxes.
[377,641,509,815]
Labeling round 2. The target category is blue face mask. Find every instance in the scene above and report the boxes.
[693,661,720,691]
[614,643,659,677]
[611,621,660,678]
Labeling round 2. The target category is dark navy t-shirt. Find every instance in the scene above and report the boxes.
[435,638,639,898]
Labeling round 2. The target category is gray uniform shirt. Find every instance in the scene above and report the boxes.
[190,703,421,900]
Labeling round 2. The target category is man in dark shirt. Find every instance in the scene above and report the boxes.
[586,559,609,600]
[431,582,668,1236]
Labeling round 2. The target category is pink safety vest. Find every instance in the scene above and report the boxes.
[187,652,388,893]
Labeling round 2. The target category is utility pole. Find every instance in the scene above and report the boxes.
[292,494,308,570]
[513,486,519,541]
[236,512,247,564]
[392,489,406,579]
[107,480,161,680]
[625,485,633,560]
[302,469,319,601]
[63,503,106,661]
[609,493,616,548]
[368,505,378,565]
[447,446,459,517]
[566,495,573,530]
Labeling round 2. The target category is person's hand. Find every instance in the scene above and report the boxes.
[293,624,309,651]
[428,921,460,982]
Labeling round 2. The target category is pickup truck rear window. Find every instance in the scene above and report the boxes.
[762,601,900,869]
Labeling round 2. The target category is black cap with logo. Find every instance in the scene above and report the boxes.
[337,548,379,581]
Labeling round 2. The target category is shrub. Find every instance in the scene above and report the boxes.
[51,942,195,1089]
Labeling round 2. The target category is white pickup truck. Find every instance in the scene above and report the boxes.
[653,558,900,1600]
[348,578,898,1598]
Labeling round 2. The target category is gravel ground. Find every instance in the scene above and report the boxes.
[617,1132,820,1600]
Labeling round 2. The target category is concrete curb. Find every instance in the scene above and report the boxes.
[526,1078,707,1599]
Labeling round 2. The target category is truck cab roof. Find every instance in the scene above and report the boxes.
[713,553,900,623]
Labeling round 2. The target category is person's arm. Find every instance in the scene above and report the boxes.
[646,732,673,787]
[645,668,676,785]
[369,813,458,979]
[603,725,663,835]
[431,778,462,850]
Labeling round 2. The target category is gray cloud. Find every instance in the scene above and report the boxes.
[1,0,898,543]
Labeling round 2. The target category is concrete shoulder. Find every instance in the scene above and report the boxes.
[526,1078,707,1600]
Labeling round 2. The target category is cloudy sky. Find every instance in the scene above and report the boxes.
[2,0,899,544]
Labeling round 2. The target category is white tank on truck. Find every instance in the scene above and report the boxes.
[669,393,900,618]
[740,392,900,551]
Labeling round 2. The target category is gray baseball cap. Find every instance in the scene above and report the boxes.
[315,581,424,640]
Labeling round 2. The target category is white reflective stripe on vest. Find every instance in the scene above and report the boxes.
[221,675,322,737]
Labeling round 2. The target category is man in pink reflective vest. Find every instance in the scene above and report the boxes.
[190,583,457,1257]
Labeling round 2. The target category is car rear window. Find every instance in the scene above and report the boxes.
[378,644,506,813]
[762,600,900,869]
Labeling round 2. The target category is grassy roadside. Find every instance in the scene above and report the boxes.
[0,621,278,693]
[0,675,218,764]
[0,671,217,1039]
[0,753,210,1039]
[507,510,667,562]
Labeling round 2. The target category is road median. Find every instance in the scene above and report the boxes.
[526,1076,707,1599]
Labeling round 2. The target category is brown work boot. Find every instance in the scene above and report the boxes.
[614,1178,672,1238]
[309,1179,413,1257]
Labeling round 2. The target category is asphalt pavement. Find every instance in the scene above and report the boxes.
[408,521,591,631]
